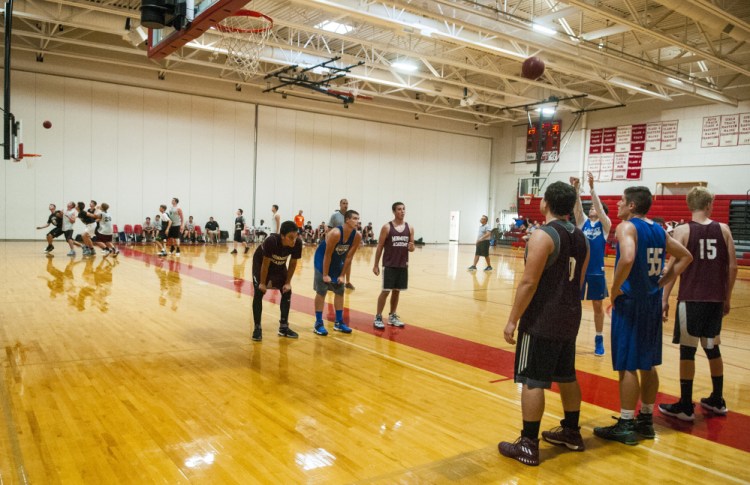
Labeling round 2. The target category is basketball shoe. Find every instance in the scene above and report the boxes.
[334,321,352,333]
[252,327,262,342]
[635,413,655,438]
[498,436,539,466]
[594,335,605,356]
[658,401,695,422]
[542,423,585,451]
[278,326,298,339]
[700,395,728,415]
[313,322,328,336]
[388,313,405,327]
[373,315,385,329]
[593,417,637,445]
[467,265,477,271]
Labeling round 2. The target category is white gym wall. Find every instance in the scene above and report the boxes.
[3,72,491,244]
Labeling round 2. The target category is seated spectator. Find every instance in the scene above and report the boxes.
[362,222,375,244]
[303,222,314,244]
[182,216,196,243]
[315,221,326,243]
[205,217,220,244]
[255,219,270,242]
[142,217,156,242]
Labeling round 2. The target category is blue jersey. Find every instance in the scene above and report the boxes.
[616,218,666,298]
[582,219,606,275]
[314,226,356,279]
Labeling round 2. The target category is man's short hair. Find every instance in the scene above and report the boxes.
[238,208,243,215]
[392,202,404,212]
[543,181,577,217]
[50,203,56,209]
[272,204,279,211]
[172,197,179,204]
[90,200,97,206]
[686,186,714,212]
[146,217,151,221]
[345,210,359,221]
[280,221,298,235]
[340,198,348,204]
[160,204,167,210]
[77,201,85,211]
[101,202,109,212]
[623,186,652,215]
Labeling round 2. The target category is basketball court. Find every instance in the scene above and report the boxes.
[2,0,750,482]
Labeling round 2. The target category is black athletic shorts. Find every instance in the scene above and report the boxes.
[234,230,244,243]
[475,240,490,257]
[514,331,577,389]
[673,301,723,349]
[168,226,181,239]
[383,267,408,291]
[48,227,63,238]
[63,229,74,241]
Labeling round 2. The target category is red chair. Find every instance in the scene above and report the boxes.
[133,224,143,243]
[194,225,203,243]
[124,224,134,244]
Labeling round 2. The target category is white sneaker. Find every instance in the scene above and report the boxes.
[388,313,405,327]
[373,315,385,329]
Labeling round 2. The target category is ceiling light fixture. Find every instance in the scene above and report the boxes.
[532,23,557,36]
[392,60,418,72]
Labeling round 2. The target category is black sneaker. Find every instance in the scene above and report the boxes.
[700,395,728,415]
[252,327,262,341]
[593,417,638,445]
[498,436,539,466]
[278,327,299,339]
[230,249,238,255]
[44,245,53,253]
[542,423,585,451]
[658,401,695,422]
[635,413,656,439]
[244,247,250,254]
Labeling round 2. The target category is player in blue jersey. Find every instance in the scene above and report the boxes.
[312,210,362,336]
[594,186,692,445]
[572,173,612,356]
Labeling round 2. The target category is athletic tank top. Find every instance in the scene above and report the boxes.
[314,226,357,279]
[678,221,728,302]
[518,220,588,340]
[98,212,113,235]
[616,218,666,298]
[383,222,410,268]
[582,219,606,275]
[167,207,181,225]
[235,216,245,232]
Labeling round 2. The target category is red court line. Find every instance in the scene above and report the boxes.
[120,247,750,454]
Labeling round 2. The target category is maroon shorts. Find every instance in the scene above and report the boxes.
[97,233,113,243]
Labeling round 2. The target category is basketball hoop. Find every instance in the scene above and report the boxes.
[522,194,533,205]
[12,143,42,165]
[213,10,273,80]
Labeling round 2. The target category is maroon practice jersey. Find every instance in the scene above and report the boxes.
[677,221,729,302]
[382,222,410,268]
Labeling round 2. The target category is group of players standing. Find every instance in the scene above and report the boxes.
[497,175,737,466]
[250,198,415,340]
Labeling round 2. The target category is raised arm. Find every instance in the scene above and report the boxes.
[588,172,611,235]
[570,176,585,229]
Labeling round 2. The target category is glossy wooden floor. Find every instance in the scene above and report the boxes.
[0,241,748,484]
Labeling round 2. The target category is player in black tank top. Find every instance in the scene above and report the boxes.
[37,203,63,253]
[499,181,589,467]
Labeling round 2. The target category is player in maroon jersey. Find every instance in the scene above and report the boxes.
[659,187,737,420]
[372,202,415,329]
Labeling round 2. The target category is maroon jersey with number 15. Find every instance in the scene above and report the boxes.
[677,221,728,302]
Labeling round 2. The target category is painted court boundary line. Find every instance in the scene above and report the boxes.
[120,247,750,455]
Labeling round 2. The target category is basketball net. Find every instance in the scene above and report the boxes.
[213,10,273,81]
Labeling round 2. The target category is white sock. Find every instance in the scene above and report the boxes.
[641,404,654,414]
[596,332,603,337]
[621,409,635,420]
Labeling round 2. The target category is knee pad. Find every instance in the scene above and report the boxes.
[704,345,721,360]
[679,345,697,361]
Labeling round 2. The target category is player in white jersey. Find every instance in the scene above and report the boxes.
[94,203,119,257]
[62,202,78,257]
[166,198,184,257]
